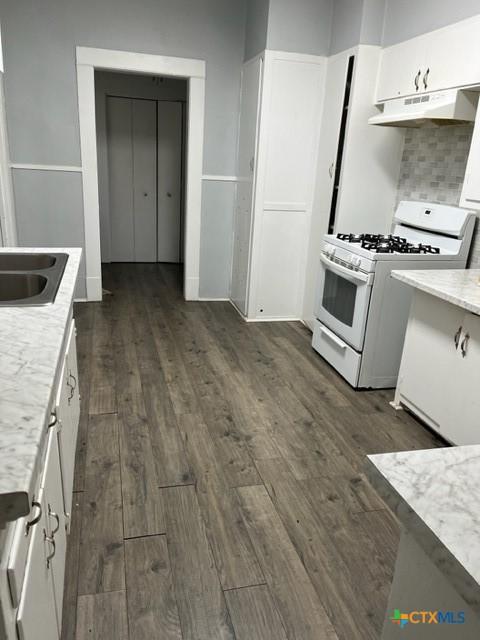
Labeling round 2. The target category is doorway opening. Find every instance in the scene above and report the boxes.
[95,71,187,275]
[75,47,206,302]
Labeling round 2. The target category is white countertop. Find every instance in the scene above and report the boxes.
[392,269,480,315]
[367,446,480,615]
[0,248,81,525]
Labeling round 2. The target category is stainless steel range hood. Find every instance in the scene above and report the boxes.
[369,89,477,127]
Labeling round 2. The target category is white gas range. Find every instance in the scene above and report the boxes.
[312,200,476,389]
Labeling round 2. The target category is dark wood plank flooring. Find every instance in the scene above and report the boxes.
[63,263,442,640]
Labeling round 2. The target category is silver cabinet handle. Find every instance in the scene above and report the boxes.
[44,530,56,569]
[454,326,462,350]
[25,501,42,536]
[328,162,334,178]
[414,69,421,91]
[423,68,430,90]
[68,372,77,390]
[461,333,470,358]
[48,504,60,535]
[68,372,77,403]
[48,411,57,429]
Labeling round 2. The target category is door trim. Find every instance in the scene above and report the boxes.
[76,46,206,301]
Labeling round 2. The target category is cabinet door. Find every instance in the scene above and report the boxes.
[42,429,67,634]
[16,486,58,640]
[397,292,464,432]
[56,320,80,522]
[460,107,480,208]
[314,51,350,225]
[448,313,480,445]
[376,37,426,101]
[231,56,263,315]
[425,18,480,93]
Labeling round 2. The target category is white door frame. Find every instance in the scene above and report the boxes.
[76,46,206,301]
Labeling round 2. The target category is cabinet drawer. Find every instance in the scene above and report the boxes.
[312,319,361,387]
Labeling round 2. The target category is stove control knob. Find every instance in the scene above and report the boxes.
[324,243,335,258]
[351,256,361,270]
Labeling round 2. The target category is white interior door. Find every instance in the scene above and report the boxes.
[231,57,262,315]
[107,96,157,262]
[157,101,183,263]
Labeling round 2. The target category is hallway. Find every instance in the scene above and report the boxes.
[63,263,441,640]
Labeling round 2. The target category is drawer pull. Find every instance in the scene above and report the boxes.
[25,501,42,536]
[461,333,470,358]
[44,531,56,569]
[48,411,57,428]
[454,326,462,350]
[48,505,60,535]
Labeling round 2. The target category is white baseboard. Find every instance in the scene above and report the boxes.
[197,297,230,301]
[184,276,200,300]
[86,276,102,301]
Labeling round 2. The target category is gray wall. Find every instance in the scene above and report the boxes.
[1,0,247,298]
[383,0,480,46]
[329,0,386,55]
[266,0,333,55]
[244,0,269,61]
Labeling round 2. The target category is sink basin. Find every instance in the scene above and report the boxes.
[0,273,48,301]
[0,253,56,271]
[0,252,68,305]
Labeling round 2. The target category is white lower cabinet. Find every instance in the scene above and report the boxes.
[395,291,480,445]
[16,430,66,640]
[56,320,80,525]
[1,317,80,640]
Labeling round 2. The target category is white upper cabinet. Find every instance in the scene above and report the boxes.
[376,37,426,101]
[425,17,480,93]
[376,15,480,102]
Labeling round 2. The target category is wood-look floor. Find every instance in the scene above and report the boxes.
[62,263,442,640]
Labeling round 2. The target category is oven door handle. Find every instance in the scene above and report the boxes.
[320,254,372,285]
[319,324,347,350]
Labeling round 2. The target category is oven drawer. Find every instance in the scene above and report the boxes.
[312,319,362,387]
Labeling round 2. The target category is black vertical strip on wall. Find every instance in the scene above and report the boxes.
[328,55,355,234]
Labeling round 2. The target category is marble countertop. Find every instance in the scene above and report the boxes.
[367,446,480,615]
[392,269,480,315]
[0,248,81,525]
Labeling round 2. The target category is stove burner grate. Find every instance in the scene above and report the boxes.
[336,233,441,254]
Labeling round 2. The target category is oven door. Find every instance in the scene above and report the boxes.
[315,253,374,351]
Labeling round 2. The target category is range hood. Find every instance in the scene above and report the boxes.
[369,89,477,127]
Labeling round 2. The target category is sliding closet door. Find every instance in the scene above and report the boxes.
[157,101,183,263]
[107,96,157,262]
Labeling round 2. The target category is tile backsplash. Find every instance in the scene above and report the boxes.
[396,123,480,267]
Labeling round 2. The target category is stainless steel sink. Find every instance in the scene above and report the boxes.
[0,253,56,271]
[0,253,68,306]
[0,273,48,301]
